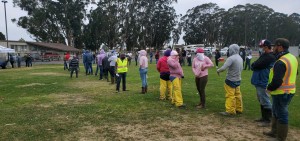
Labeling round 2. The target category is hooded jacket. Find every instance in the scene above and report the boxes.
[97,49,106,65]
[217,44,243,82]
[157,56,170,74]
[167,56,184,78]
[139,50,148,69]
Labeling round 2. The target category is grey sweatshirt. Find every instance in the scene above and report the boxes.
[217,44,243,82]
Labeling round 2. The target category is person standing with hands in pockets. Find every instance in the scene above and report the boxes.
[167,50,185,108]
[263,38,298,141]
[192,48,214,109]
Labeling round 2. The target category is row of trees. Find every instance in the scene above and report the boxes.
[11,1,300,51]
[180,3,300,47]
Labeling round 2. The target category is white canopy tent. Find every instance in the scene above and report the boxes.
[0,45,15,53]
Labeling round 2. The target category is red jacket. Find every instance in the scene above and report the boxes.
[156,56,169,73]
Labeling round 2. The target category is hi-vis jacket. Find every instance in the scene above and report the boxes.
[117,58,128,73]
[268,53,298,95]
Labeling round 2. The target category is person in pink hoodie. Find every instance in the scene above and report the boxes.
[192,48,214,109]
[138,50,148,94]
[167,50,185,108]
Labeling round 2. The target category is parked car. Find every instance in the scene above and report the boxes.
[42,52,60,61]
[220,47,228,56]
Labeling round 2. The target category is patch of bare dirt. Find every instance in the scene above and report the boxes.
[50,93,95,105]
[16,83,46,88]
[30,72,66,76]
[69,81,115,95]
[71,114,300,141]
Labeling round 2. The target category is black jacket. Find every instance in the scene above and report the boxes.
[251,52,276,71]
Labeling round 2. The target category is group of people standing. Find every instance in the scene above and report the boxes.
[66,38,297,141]
[218,38,297,141]
[156,48,214,108]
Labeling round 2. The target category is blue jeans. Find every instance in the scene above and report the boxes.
[272,94,294,124]
[256,86,272,109]
[64,60,69,70]
[139,68,148,87]
[85,62,93,75]
[95,65,103,78]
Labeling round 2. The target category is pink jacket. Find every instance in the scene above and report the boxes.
[192,56,214,78]
[167,57,184,78]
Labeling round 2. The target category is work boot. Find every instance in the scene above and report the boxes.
[265,108,272,122]
[141,87,145,94]
[263,117,277,138]
[277,122,288,141]
[254,105,264,122]
[145,86,147,93]
[111,76,115,84]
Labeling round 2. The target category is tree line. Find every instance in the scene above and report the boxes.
[11,0,300,51]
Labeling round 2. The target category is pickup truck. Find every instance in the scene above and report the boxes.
[41,52,60,61]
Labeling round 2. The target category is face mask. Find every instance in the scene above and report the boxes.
[197,53,204,60]
[259,48,265,54]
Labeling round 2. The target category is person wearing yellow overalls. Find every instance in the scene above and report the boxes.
[263,38,298,141]
[115,54,128,93]
[167,50,185,108]
[217,44,243,116]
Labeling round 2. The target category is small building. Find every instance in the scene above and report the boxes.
[0,40,80,57]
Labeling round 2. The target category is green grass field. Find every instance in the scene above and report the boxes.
[0,60,299,140]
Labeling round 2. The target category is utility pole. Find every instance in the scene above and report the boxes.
[2,0,8,48]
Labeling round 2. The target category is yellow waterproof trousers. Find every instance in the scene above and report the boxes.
[159,79,173,101]
[224,83,243,114]
[172,77,183,107]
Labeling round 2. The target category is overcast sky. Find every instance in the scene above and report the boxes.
[1,0,300,44]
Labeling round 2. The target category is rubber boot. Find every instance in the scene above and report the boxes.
[277,122,288,141]
[263,117,277,138]
[258,108,271,127]
[265,108,272,122]
[141,87,145,94]
[145,86,147,93]
[255,105,264,122]
[111,76,115,84]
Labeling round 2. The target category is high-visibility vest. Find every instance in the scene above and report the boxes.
[268,53,298,95]
[117,58,128,73]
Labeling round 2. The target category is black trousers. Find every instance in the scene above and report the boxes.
[116,72,126,91]
[195,75,208,107]
[70,68,78,78]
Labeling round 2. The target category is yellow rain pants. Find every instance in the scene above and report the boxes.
[159,79,173,101]
[224,83,243,114]
[171,77,183,107]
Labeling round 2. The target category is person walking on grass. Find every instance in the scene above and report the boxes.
[263,38,298,141]
[108,52,118,84]
[102,54,110,82]
[157,49,172,101]
[17,53,21,68]
[251,39,276,127]
[155,50,160,64]
[192,48,214,109]
[138,50,148,94]
[69,56,79,78]
[115,54,128,93]
[167,50,185,108]
[187,50,192,66]
[244,47,252,70]
[217,44,243,116]
[96,49,106,80]
[215,49,221,68]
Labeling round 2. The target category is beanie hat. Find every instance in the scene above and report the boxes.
[196,48,204,53]
[170,50,178,56]
[164,50,171,56]
[274,38,289,49]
